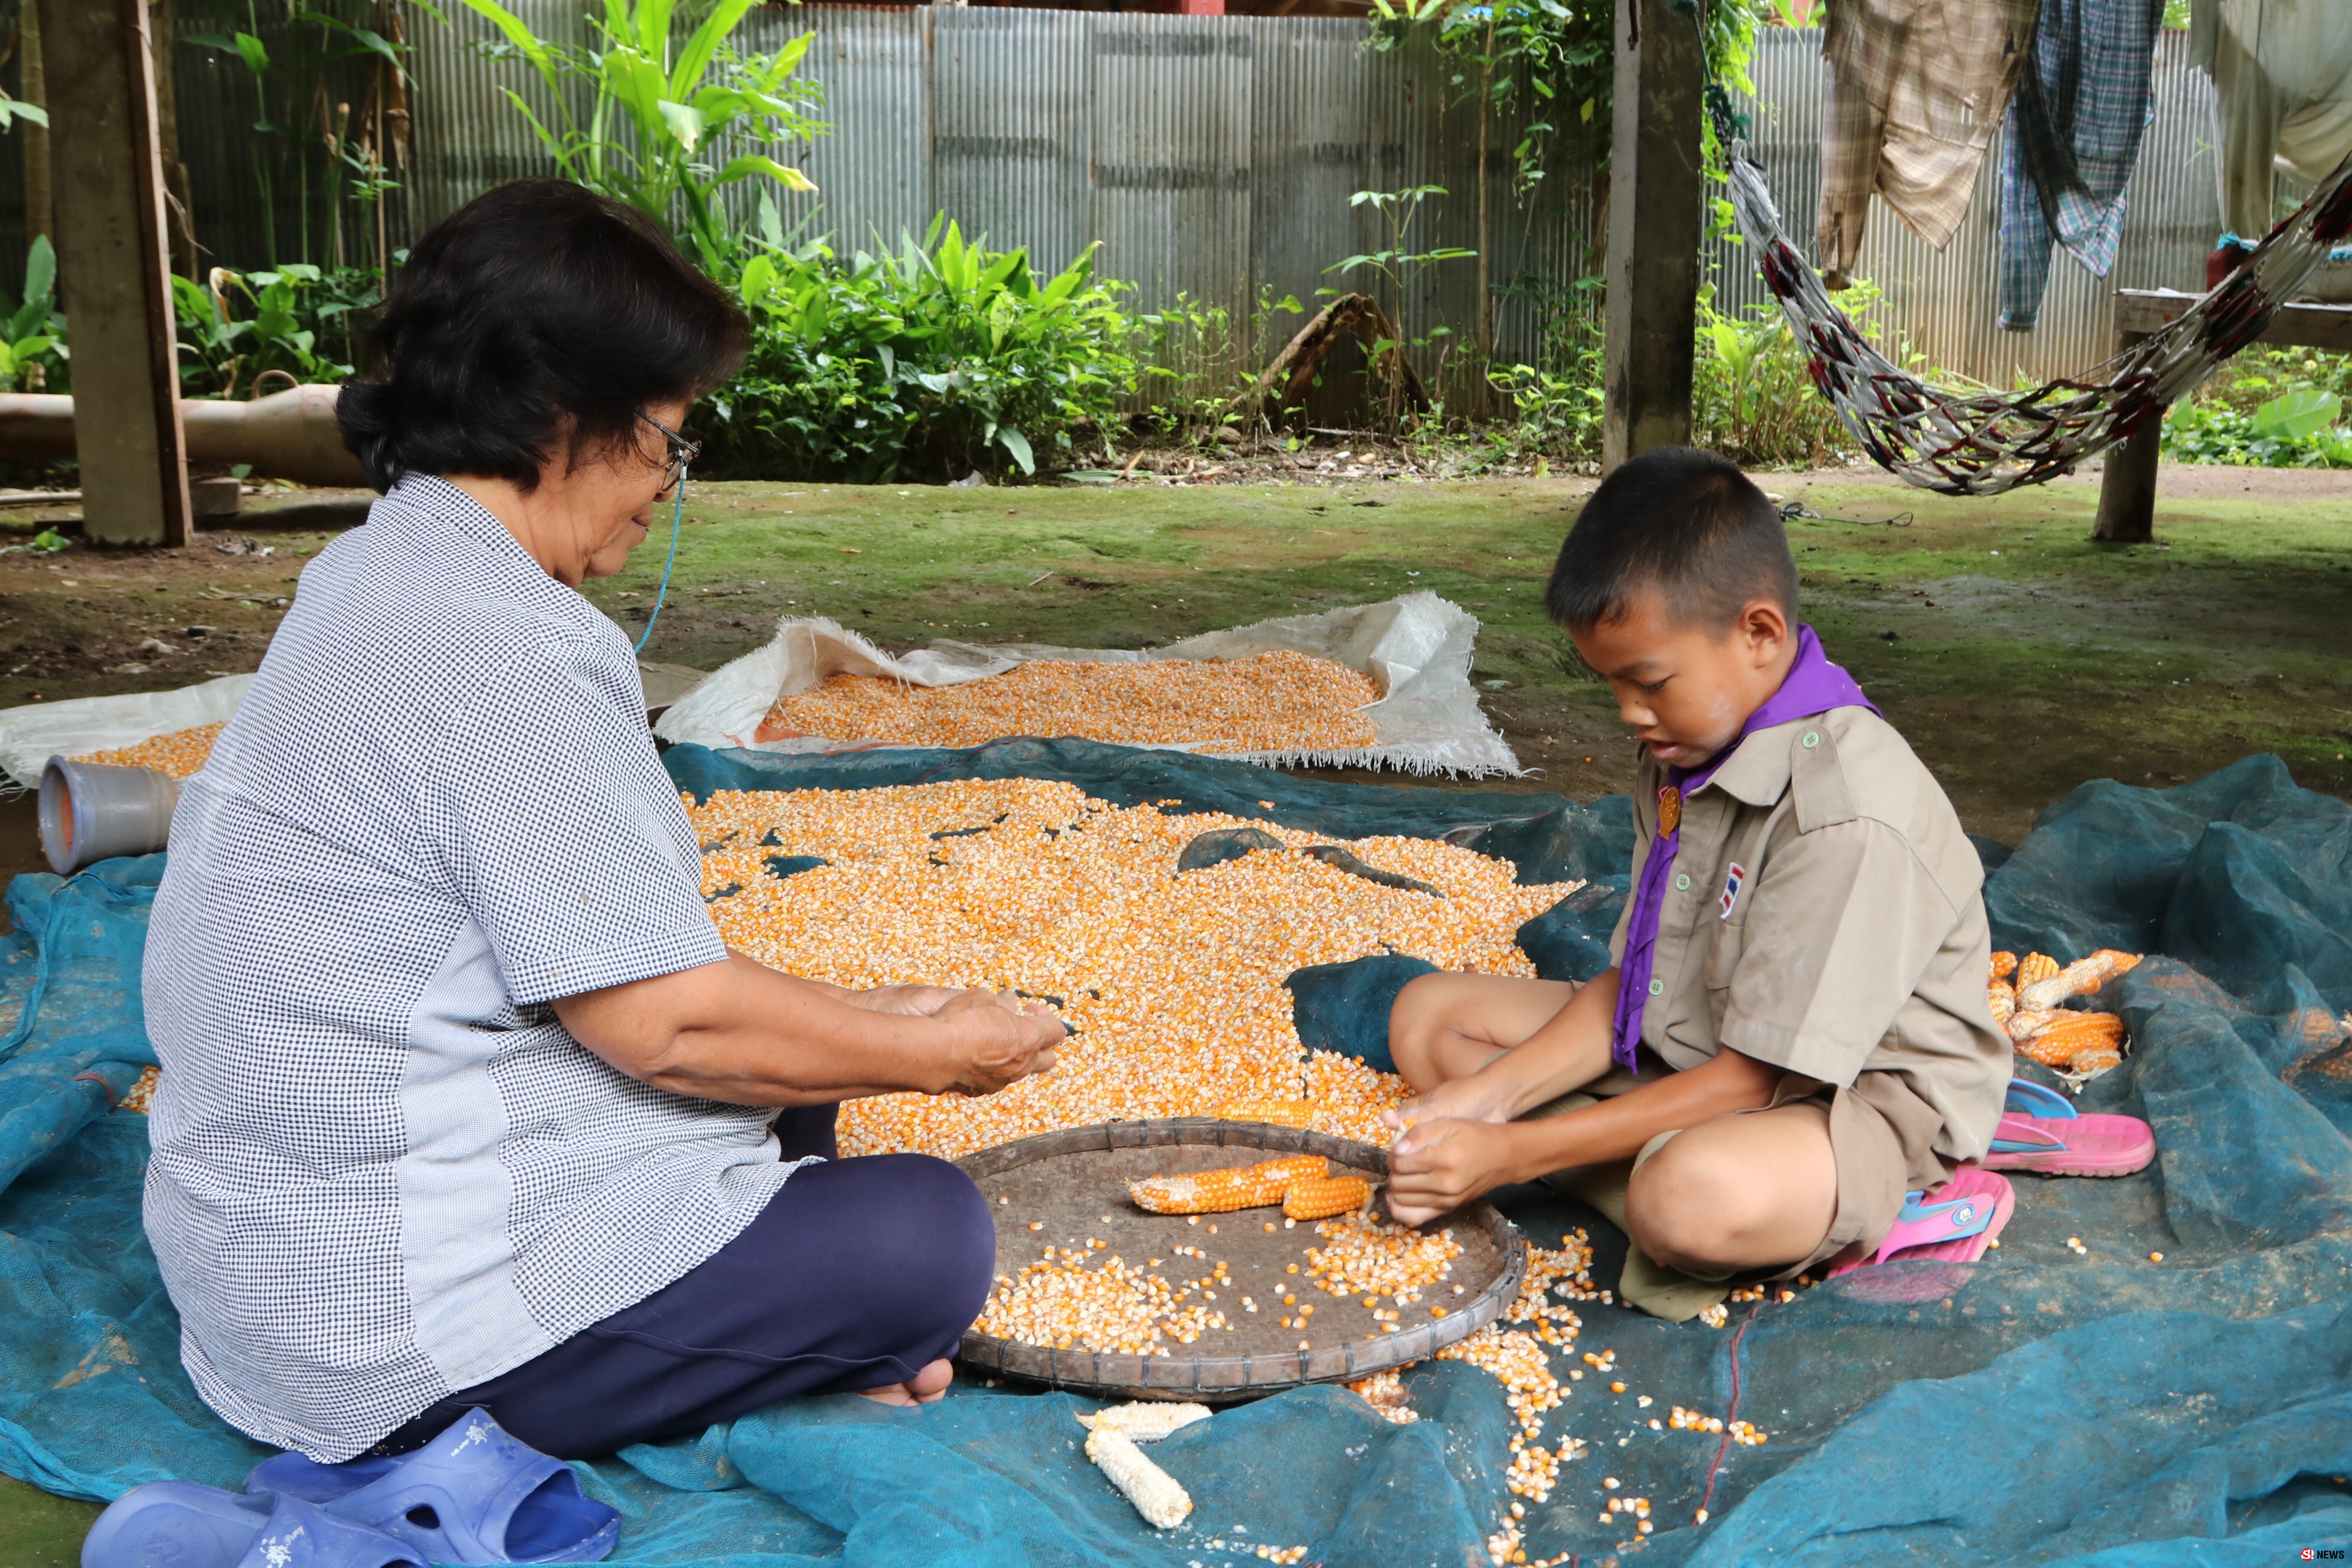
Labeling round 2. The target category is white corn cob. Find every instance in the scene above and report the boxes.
[1080,1402,1214,1440]
[1085,1425,1193,1528]
[2017,949,2142,1011]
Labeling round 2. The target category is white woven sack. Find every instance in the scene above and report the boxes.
[654,591,1521,778]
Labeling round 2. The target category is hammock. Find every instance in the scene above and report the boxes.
[1698,21,2352,496]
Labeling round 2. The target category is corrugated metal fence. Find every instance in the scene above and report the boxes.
[0,6,2227,392]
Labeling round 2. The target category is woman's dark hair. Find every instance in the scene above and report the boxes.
[1546,446,1798,633]
[338,179,749,492]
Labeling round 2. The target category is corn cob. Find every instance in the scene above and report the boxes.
[1080,1402,1213,1440]
[1283,1174,1374,1221]
[2028,1011,2125,1054]
[2014,953,2060,993]
[1216,1098,1318,1128]
[1989,951,2018,984]
[1130,1155,1327,1215]
[2067,1044,2124,1076]
[2007,1008,2060,1046]
[1987,981,2016,1028]
[2017,949,2143,1011]
[1084,1425,1193,1528]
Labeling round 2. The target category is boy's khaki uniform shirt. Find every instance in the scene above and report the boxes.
[1609,706,2009,1177]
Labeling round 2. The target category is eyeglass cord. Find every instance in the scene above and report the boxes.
[633,472,687,654]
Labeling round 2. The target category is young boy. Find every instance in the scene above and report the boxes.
[1383,447,2007,1303]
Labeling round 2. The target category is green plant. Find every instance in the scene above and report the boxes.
[1322,185,1478,430]
[184,2,417,271]
[1133,288,1307,444]
[699,214,1138,482]
[171,264,377,397]
[1690,281,1873,468]
[454,0,825,270]
[2158,345,2352,467]
[0,238,66,394]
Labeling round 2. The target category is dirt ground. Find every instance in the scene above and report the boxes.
[0,460,2347,858]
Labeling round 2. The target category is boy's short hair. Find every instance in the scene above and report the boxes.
[1544,446,1799,633]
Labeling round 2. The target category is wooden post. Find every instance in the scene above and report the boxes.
[1601,0,1704,472]
[21,0,50,245]
[37,0,190,547]
[2090,329,2157,544]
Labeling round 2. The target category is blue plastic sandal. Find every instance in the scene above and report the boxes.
[244,1410,620,1564]
[82,1482,426,1568]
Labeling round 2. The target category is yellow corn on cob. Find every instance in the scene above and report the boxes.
[1988,981,2016,1027]
[1216,1098,1318,1128]
[1084,1425,1193,1527]
[2015,953,2060,993]
[2017,949,2144,1011]
[2067,1043,2124,1076]
[2014,1011,2125,1067]
[1989,951,2018,984]
[1130,1154,1327,1215]
[1282,1174,1374,1221]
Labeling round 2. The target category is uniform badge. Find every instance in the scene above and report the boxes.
[1719,861,1746,919]
[1657,786,1682,836]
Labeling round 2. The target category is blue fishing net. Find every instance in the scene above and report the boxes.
[0,741,2345,1566]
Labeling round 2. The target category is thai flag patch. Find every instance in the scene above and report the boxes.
[1719,863,1747,919]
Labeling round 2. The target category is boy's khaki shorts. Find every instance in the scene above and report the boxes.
[1521,1048,1957,1320]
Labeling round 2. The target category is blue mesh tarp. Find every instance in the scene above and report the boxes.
[0,741,2346,1565]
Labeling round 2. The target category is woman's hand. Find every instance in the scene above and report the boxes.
[936,989,1064,1096]
[845,985,963,1018]
[1386,1118,1523,1227]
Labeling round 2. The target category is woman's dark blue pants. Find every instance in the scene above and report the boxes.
[375,1105,994,1459]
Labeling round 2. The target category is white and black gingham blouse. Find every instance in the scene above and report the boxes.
[142,475,800,1461]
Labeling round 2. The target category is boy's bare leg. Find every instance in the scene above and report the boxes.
[1623,1102,1839,1276]
[1388,971,1585,1095]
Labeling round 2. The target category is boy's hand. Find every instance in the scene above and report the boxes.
[1386,1117,1521,1227]
[1381,1076,1517,1136]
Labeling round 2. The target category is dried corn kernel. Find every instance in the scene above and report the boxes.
[74,722,225,779]
[2014,952,2060,992]
[759,649,1381,755]
[1989,950,2018,984]
[1216,1097,1319,1128]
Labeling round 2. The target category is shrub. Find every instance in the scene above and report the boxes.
[171,264,377,398]
[698,217,1138,482]
[2159,345,2352,467]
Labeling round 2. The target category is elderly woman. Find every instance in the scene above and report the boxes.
[142,179,1061,1465]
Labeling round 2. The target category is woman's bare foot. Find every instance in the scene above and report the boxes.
[854,1358,955,1407]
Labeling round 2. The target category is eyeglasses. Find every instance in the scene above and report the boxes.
[638,410,701,494]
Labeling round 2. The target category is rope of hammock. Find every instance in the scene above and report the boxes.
[1693,7,2352,496]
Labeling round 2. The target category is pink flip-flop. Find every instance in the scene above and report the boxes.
[1975,1079,2155,1178]
[1827,1168,2014,1304]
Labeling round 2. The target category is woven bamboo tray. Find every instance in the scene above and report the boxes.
[955,1118,1526,1401]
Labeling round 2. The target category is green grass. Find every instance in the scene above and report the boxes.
[584,473,2352,841]
[0,1473,100,1566]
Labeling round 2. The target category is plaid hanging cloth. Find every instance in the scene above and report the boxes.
[1998,0,2167,331]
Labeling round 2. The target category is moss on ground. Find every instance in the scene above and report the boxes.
[0,1473,99,1566]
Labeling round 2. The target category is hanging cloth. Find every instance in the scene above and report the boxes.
[2193,0,2352,243]
[1997,0,2167,331]
[1818,0,2043,289]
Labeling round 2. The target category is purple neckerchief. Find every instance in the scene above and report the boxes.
[1608,625,1879,1070]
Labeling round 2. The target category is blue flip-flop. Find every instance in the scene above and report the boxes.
[244,1410,619,1564]
[82,1481,426,1568]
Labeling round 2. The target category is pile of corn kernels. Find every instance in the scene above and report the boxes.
[73,721,226,779]
[690,778,1577,1158]
[974,1242,1233,1355]
[757,651,1382,755]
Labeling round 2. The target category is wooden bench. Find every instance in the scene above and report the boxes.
[2092,288,2352,542]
